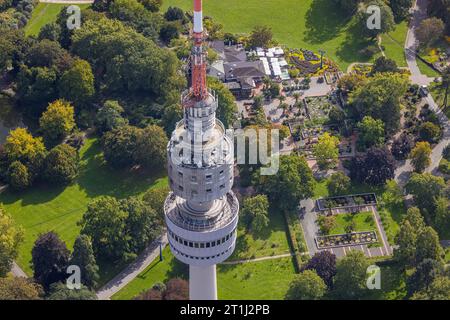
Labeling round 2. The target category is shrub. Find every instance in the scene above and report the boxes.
[43,144,79,184]
[7,161,30,190]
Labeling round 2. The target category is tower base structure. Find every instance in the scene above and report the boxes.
[189,265,217,300]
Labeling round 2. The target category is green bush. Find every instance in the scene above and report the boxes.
[7,161,30,190]
[43,144,79,185]
[438,158,450,175]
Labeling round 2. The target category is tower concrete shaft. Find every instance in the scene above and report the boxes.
[163,0,239,300]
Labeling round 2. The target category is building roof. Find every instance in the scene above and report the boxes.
[223,46,247,63]
[224,61,265,81]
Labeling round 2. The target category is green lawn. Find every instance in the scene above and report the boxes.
[328,211,376,235]
[416,58,441,78]
[111,247,188,300]
[25,3,90,36]
[380,21,408,67]
[162,0,391,70]
[113,248,297,300]
[0,138,167,281]
[230,210,291,260]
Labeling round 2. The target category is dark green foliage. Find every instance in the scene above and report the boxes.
[372,56,398,73]
[102,125,141,169]
[407,259,444,296]
[349,147,395,185]
[160,21,180,43]
[332,250,370,299]
[47,282,97,300]
[327,172,350,196]
[6,161,30,190]
[44,144,79,185]
[391,133,414,160]
[31,232,70,291]
[70,235,99,289]
[241,195,270,234]
[303,251,337,288]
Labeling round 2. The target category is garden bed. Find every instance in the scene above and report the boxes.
[315,231,378,249]
[317,193,377,211]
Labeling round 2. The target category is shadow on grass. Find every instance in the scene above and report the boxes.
[0,183,67,206]
[304,0,349,44]
[166,256,188,280]
[336,20,378,66]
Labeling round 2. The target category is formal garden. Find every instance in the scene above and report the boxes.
[286,48,339,77]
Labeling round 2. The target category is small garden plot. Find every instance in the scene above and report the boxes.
[317,193,377,211]
[350,63,372,76]
[286,48,339,77]
[316,231,378,249]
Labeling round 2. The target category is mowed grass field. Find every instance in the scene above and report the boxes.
[163,0,408,70]
[0,138,167,279]
[112,248,296,300]
[25,3,91,36]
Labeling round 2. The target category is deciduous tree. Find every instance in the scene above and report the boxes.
[285,270,326,300]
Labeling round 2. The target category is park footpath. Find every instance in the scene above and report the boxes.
[96,234,168,300]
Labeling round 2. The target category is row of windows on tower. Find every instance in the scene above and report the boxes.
[171,244,232,261]
[176,170,225,180]
[168,229,236,249]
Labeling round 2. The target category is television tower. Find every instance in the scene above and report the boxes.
[163,0,239,300]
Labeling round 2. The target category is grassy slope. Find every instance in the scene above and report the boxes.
[0,138,167,279]
[163,0,390,70]
[381,21,408,67]
[25,3,90,36]
[113,248,296,300]
[230,211,291,260]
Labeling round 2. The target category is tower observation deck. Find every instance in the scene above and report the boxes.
[163,0,239,300]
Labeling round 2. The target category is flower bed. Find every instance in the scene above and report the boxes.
[315,231,378,249]
[317,193,377,211]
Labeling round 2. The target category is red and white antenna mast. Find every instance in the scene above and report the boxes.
[191,0,207,100]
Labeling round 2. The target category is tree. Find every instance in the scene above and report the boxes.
[164,6,185,22]
[31,232,70,291]
[415,17,445,48]
[303,251,337,288]
[406,259,444,296]
[47,282,97,300]
[136,278,188,300]
[391,133,414,160]
[139,0,162,12]
[406,173,445,222]
[59,59,95,108]
[285,270,326,300]
[333,250,370,299]
[357,0,395,38]
[389,0,413,21]
[96,100,128,133]
[415,226,445,265]
[70,235,99,289]
[102,125,140,169]
[337,73,367,93]
[0,277,42,300]
[142,186,169,223]
[328,172,351,196]
[39,100,76,146]
[418,122,441,143]
[72,17,185,101]
[122,197,162,255]
[43,144,79,185]
[394,219,418,266]
[161,103,182,135]
[261,155,314,211]
[357,116,384,150]
[38,22,62,42]
[434,196,450,236]
[0,206,24,277]
[207,77,237,128]
[3,128,46,179]
[241,195,270,234]
[411,276,450,300]
[349,147,395,186]
[6,161,30,190]
[249,25,273,48]
[79,196,128,261]
[160,21,180,43]
[313,132,340,170]
[381,179,404,207]
[163,278,189,300]
[134,125,167,170]
[332,0,361,13]
[372,56,398,73]
[410,141,432,173]
[349,73,408,133]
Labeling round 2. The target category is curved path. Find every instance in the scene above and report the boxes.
[96,234,168,300]
[395,0,450,186]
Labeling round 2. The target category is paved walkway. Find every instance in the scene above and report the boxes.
[10,262,27,278]
[96,234,168,300]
